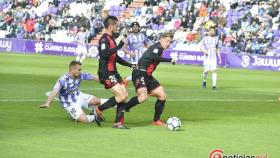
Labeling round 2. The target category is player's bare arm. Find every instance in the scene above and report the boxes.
[40,90,58,108]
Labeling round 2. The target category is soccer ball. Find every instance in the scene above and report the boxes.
[166,117,181,131]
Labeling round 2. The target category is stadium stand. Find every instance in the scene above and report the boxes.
[0,0,279,55]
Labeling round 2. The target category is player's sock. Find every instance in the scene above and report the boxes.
[115,102,125,123]
[126,75,132,81]
[76,55,81,62]
[86,115,95,123]
[100,98,108,105]
[153,99,166,122]
[123,96,140,112]
[80,54,86,63]
[98,96,117,111]
[202,71,208,82]
[212,72,217,87]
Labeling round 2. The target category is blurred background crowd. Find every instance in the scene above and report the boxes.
[0,0,279,55]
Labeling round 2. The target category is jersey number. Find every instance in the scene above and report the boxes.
[109,75,117,84]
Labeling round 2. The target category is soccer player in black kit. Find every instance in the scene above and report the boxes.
[122,32,176,126]
[95,16,133,129]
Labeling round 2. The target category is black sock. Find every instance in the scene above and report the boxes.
[154,99,166,122]
[124,96,140,112]
[115,102,125,123]
[98,97,117,111]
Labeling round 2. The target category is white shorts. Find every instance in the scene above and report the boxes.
[76,45,88,55]
[64,93,94,120]
[203,58,217,71]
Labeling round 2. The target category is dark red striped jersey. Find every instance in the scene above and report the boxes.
[98,33,132,74]
[138,42,172,76]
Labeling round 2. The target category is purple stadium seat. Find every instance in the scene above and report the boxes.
[114,6,120,11]
[152,24,158,30]
[110,5,115,11]
[158,25,164,30]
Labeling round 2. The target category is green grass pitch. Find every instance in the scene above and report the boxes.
[0,53,279,158]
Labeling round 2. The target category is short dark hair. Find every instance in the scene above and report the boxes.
[160,32,173,39]
[103,16,118,29]
[69,60,82,68]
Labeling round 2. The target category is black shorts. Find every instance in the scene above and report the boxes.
[132,70,160,93]
[98,72,124,89]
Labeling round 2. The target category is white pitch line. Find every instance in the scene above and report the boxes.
[0,99,276,102]
[80,88,279,94]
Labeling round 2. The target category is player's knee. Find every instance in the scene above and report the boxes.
[158,93,167,101]
[116,93,128,102]
[77,115,88,123]
[89,98,100,106]
[138,93,148,103]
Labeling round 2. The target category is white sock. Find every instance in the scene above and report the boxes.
[202,71,208,82]
[80,54,86,63]
[100,98,108,105]
[76,55,81,62]
[86,115,95,123]
[212,72,217,87]
[126,75,132,81]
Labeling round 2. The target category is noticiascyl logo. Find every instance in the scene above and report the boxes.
[209,149,223,158]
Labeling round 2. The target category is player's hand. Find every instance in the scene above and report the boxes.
[40,103,50,108]
[130,52,136,57]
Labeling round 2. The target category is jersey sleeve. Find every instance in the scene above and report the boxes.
[98,37,124,58]
[53,79,63,92]
[80,73,94,80]
[116,55,132,67]
[150,48,172,62]
[143,34,148,45]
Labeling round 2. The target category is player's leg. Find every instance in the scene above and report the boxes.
[124,50,138,85]
[150,85,167,126]
[111,83,129,124]
[96,74,126,113]
[77,93,104,125]
[76,46,82,62]
[210,58,218,90]
[202,59,209,88]
[124,87,148,112]
[211,70,217,90]
[65,105,97,124]
[123,70,148,112]
[80,46,87,63]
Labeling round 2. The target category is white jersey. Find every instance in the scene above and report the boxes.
[53,73,94,108]
[127,33,148,64]
[75,31,88,54]
[202,35,219,71]
[75,31,88,46]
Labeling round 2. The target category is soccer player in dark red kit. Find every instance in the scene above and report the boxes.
[122,32,176,126]
[95,16,133,129]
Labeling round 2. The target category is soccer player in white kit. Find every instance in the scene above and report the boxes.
[200,27,222,90]
[40,61,107,125]
[75,26,89,63]
[123,22,149,85]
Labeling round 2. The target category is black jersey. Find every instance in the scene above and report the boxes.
[98,33,132,75]
[138,42,171,76]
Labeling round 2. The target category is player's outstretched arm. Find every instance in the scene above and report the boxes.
[40,90,58,108]
[116,55,132,68]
